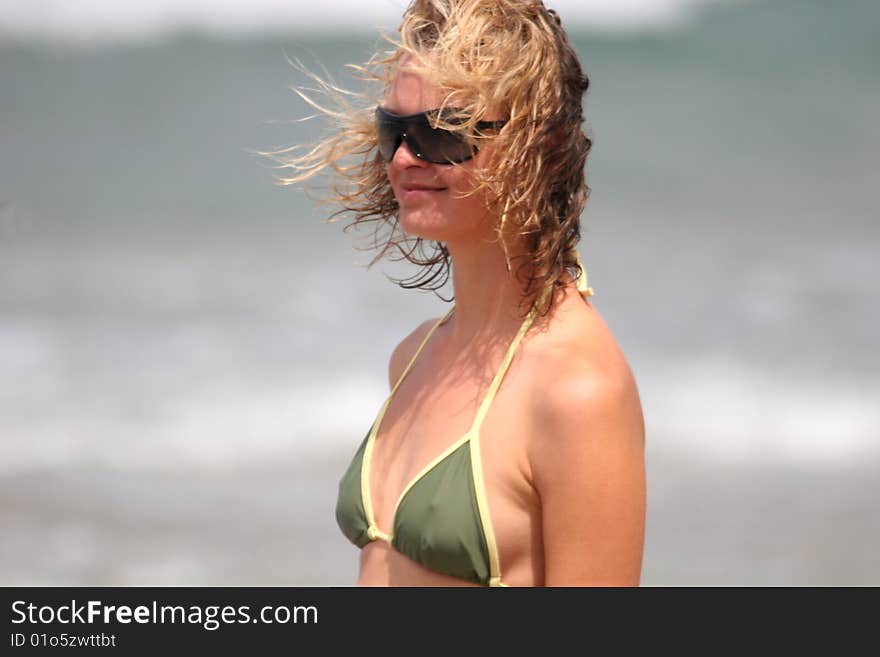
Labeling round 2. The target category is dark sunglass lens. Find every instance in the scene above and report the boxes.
[375,107,477,164]
[375,114,400,162]
[378,131,400,162]
[410,119,473,164]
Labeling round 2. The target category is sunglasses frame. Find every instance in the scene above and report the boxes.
[375,106,507,165]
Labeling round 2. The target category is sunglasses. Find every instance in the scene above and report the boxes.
[375,106,507,165]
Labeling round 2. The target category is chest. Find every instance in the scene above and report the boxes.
[366,354,543,582]
[371,363,534,510]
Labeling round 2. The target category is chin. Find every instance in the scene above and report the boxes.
[398,208,451,242]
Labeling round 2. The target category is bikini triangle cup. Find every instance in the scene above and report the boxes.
[335,252,594,586]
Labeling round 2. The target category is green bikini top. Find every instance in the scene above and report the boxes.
[335,263,594,587]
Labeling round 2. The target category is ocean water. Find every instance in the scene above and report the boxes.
[1,0,878,585]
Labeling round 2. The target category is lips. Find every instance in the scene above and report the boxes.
[402,184,447,192]
[399,183,448,203]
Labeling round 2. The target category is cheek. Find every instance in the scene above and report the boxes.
[446,170,489,212]
[444,165,478,196]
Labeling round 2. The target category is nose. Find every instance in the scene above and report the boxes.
[389,135,429,168]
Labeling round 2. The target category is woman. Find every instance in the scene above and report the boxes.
[277,0,645,586]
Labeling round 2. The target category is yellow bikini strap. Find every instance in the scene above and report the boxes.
[469,287,551,588]
[574,250,595,297]
[389,305,456,397]
[468,300,542,436]
[362,305,456,536]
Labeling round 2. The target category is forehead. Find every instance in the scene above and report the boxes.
[383,54,446,114]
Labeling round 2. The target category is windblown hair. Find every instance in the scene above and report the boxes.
[266,0,592,319]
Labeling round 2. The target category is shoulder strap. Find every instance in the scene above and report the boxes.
[467,301,540,436]
[468,290,549,588]
[361,305,456,540]
[389,305,456,397]
[574,250,595,297]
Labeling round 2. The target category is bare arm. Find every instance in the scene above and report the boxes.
[530,363,646,586]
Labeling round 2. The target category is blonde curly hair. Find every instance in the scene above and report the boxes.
[265,0,595,318]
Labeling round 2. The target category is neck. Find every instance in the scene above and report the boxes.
[442,235,544,351]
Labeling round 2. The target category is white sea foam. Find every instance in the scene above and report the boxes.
[639,354,880,468]
[0,0,746,45]
[1,346,877,474]
[0,368,388,475]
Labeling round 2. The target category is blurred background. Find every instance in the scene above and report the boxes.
[1,0,877,586]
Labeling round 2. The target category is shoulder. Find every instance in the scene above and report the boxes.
[524,311,647,584]
[387,313,447,391]
[526,309,646,492]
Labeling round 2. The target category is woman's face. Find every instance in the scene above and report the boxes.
[383,58,499,245]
